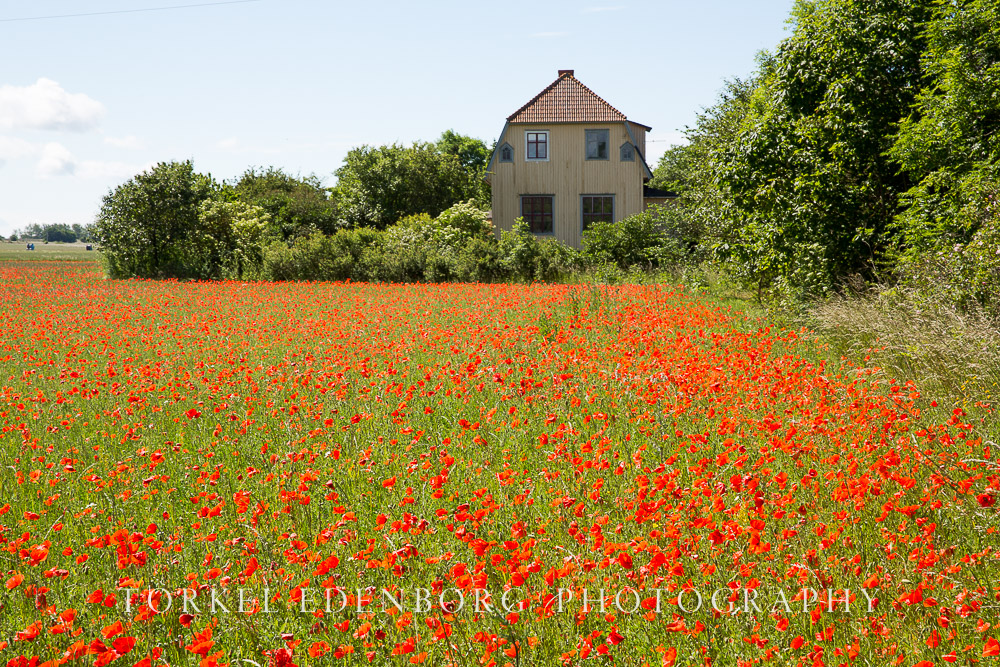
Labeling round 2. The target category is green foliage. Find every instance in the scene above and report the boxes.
[498,218,580,283]
[678,0,930,298]
[93,161,216,279]
[649,143,696,195]
[263,208,583,284]
[435,130,490,173]
[15,223,45,240]
[435,130,492,209]
[582,209,669,270]
[263,228,384,282]
[264,202,507,284]
[14,222,90,243]
[334,141,486,229]
[890,0,1000,256]
[193,200,272,280]
[42,224,76,243]
[959,210,1000,317]
[232,167,339,241]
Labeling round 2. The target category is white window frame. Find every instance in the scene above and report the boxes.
[525,130,549,161]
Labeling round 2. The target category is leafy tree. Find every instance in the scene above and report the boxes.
[334,141,486,229]
[194,199,271,279]
[18,223,44,240]
[498,218,579,282]
[436,130,490,172]
[890,0,1000,254]
[44,224,77,243]
[72,223,93,243]
[232,167,339,241]
[582,210,668,270]
[93,161,216,278]
[650,143,696,195]
[648,77,762,282]
[436,130,491,206]
[702,0,930,296]
[13,223,77,242]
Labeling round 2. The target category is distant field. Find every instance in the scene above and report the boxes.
[0,241,99,262]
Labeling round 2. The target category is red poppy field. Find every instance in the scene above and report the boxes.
[1,261,999,667]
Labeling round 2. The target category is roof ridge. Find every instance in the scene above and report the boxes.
[506,72,628,124]
[567,75,627,121]
[505,72,571,122]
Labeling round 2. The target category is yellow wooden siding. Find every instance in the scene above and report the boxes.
[490,122,647,248]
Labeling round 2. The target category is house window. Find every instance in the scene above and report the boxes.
[582,195,614,231]
[499,142,513,163]
[620,142,635,161]
[521,196,554,233]
[525,131,548,160]
[586,129,609,160]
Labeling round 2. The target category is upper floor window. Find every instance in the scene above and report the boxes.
[499,142,513,163]
[586,129,609,160]
[620,142,635,162]
[526,131,548,160]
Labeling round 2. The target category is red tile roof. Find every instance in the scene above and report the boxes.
[507,71,647,127]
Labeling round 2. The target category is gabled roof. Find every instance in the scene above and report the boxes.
[507,70,651,129]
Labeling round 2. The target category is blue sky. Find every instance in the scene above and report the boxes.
[0,0,796,236]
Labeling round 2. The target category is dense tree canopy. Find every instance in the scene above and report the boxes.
[890,0,1000,252]
[93,161,216,278]
[232,167,339,241]
[435,130,490,173]
[334,137,487,229]
[14,222,92,243]
[657,0,932,296]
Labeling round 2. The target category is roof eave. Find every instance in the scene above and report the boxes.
[483,120,510,184]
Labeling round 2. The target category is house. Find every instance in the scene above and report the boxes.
[484,70,671,248]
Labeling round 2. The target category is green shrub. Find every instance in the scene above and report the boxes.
[262,202,510,284]
[94,161,216,279]
[581,209,668,270]
[263,228,383,282]
[499,218,580,282]
[194,200,271,280]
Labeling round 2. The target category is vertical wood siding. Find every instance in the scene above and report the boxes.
[490,122,647,248]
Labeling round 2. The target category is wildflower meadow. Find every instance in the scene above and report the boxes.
[1,260,998,667]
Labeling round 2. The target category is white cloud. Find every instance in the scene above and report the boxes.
[33,141,147,181]
[78,160,148,180]
[104,134,144,150]
[0,78,105,132]
[530,31,567,38]
[36,142,76,177]
[0,136,36,166]
[217,137,240,150]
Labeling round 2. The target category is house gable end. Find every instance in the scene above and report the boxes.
[507,71,630,125]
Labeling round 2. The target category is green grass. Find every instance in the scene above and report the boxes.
[1,263,997,666]
[0,241,99,262]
